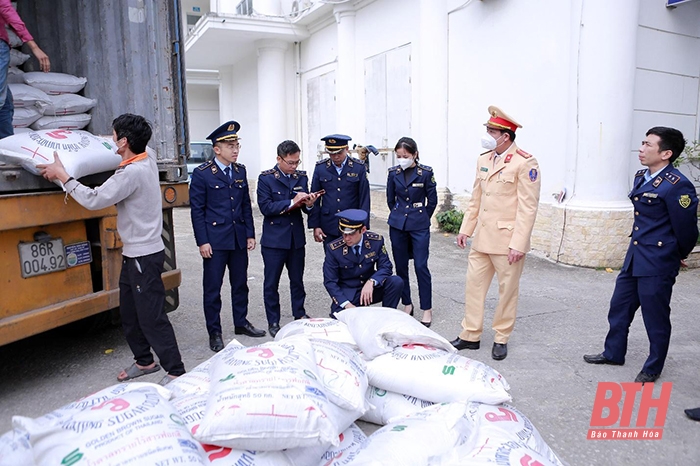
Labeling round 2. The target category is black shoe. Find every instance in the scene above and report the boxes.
[634,371,660,384]
[450,337,480,350]
[684,407,700,422]
[294,314,311,320]
[583,353,623,366]
[234,322,266,338]
[329,312,338,320]
[492,343,508,360]
[268,323,281,338]
[209,333,224,352]
[421,321,432,328]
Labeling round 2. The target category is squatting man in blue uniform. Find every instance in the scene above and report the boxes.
[309,134,371,246]
[190,121,266,353]
[584,126,699,384]
[323,209,403,316]
[257,140,320,337]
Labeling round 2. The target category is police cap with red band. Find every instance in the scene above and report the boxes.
[484,106,522,132]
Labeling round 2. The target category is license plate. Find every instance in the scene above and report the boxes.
[18,239,67,278]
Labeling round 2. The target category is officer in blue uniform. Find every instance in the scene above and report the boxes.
[258,140,320,337]
[323,209,403,315]
[309,134,371,246]
[584,127,699,383]
[190,120,266,352]
[386,137,438,327]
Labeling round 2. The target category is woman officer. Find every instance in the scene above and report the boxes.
[386,137,438,326]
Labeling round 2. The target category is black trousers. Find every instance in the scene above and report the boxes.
[261,245,307,325]
[119,250,185,376]
[202,248,250,335]
[603,267,677,375]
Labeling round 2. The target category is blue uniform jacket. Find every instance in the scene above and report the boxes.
[386,163,438,231]
[323,232,393,307]
[309,157,371,234]
[623,165,698,276]
[190,160,254,250]
[257,165,311,250]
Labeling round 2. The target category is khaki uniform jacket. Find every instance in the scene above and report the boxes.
[459,143,541,254]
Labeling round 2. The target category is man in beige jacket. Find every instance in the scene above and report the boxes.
[450,106,541,360]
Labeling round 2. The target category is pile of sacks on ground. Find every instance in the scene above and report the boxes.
[6,27,95,132]
[0,308,567,465]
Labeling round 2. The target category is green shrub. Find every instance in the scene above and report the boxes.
[436,209,464,233]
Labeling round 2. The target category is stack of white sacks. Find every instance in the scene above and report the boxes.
[5,27,95,133]
[0,308,568,466]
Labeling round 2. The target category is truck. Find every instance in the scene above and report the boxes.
[0,0,190,345]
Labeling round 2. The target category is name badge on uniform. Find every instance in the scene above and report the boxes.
[642,193,658,198]
[365,251,376,259]
[347,172,358,177]
[413,202,423,208]
[480,167,489,172]
[412,183,424,188]
[293,186,303,191]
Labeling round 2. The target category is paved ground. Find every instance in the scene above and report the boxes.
[1,206,699,465]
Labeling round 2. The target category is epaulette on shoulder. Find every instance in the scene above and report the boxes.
[234,162,246,169]
[260,168,275,175]
[664,172,680,185]
[635,169,646,177]
[479,150,493,156]
[516,149,532,159]
[350,156,365,165]
[417,162,433,172]
[197,161,213,170]
[316,158,330,165]
[388,165,399,172]
[365,232,382,241]
[296,169,307,176]
[329,237,346,250]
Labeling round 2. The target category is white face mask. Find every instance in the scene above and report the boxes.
[480,133,498,151]
[397,157,414,170]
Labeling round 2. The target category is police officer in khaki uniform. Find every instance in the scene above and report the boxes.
[450,106,541,360]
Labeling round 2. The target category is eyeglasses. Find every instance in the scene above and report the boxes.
[230,143,241,150]
[281,157,302,167]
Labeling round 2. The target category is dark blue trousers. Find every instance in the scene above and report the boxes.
[120,251,185,376]
[202,248,250,335]
[261,246,307,325]
[602,267,677,375]
[331,275,403,314]
[389,227,432,310]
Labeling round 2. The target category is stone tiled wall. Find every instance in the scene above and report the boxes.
[441,193,634,268]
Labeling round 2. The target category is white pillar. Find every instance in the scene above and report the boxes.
[256,39,288,163]
[418,0,448,186]
[334,4,356,137]
[570,0,641,205]
[218,66,234,121]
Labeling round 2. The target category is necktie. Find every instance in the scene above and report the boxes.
[353,246,360,258]
[224,166,231,181]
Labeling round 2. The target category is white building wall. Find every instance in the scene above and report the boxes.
[220,54,262,176]
[446,0,572,200]
[632,0,700,182]
[185,0,700,267]
[299,22,338,172]
[187,85,220,141]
